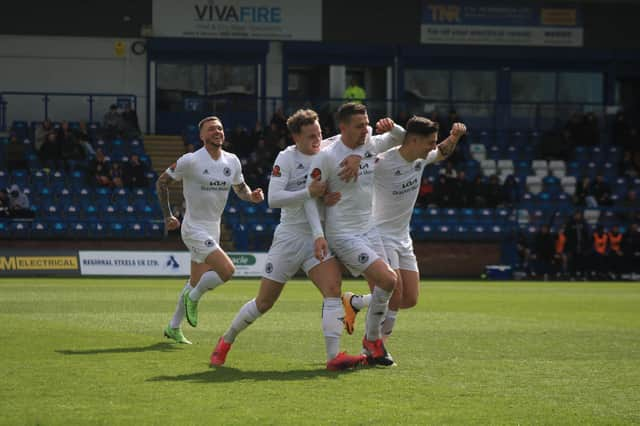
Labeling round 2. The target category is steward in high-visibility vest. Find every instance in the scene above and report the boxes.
[608,225,623,255]
[593,228,608,255]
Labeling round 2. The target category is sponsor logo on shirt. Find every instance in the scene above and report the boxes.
[272,165,282,177]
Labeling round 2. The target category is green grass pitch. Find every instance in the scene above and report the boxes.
[1,278,639,425]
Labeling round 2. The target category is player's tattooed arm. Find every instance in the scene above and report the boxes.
[156,172,180,231]
[233,182,265,203]
[437,122,467,160]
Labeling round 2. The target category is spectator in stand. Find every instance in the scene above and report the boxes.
[565,112,583,147]
[0,189,10,218]
[343,77,366,103]
[121,104,140,138]
[35,119,53,151]
[433,174,454,207]
[574,176,596,207]
[228,125,252,158]
[590,174,613,206]
[78,134,96,161]
[90,148,112,187]
[39,131,61,170]
[539,127,573,161]
[103,104,122,139]
[110,162,124,188]
[607,224,624,279]
[269,108,287,133]
[502,174,521,207]
[531,224,555,280]
[75,121,90,141]
[185,142,196,153]
[485,174,504,208]
[623,222,640,276]
[417,176,434,207]
[61,136,87,172]
[565,210,590,280]
[469,174,487,207]
[554,225,569,279]
[449,170,472,208]
[7,184,33,218]
[6,133,28,172]
[591,224,608,280]
[123,154,148,188]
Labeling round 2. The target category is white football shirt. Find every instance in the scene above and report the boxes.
[373,146,439,236]
[166,147,243,230]
[305,125,405,238]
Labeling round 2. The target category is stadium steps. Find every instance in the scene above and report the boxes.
[144,134,234,251]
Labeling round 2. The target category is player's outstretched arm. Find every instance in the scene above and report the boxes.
[156,171,180,232]
[371,118,406,154]
[233,182,264,204]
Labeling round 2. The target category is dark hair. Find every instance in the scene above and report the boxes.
[198,116,222,130]
[336,102,367,124]
[286,109,319,134]
[405,116,439,137]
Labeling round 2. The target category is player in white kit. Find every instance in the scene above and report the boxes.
[343,117,467,346]
[210,109,387,370]
[158,116,264,345]
[304,102,406,366]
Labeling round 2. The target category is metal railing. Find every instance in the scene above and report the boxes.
[0,91,137,132]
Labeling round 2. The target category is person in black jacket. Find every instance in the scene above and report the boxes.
[531,224,556,280]
[564,211,591,279]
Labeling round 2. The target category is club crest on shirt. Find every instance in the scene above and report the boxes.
[223,167,231,176]
[272,165,282,177]
[310,168,322,180]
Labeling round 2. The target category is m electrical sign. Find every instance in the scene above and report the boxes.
[153,0,321,41]
[421,1,583,46]
[0,251,80,276]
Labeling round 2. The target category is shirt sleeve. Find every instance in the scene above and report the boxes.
[370,124,406,154]
[166,153,191,182]
[267,152,311,208]
[304,152,328,240]
[425,148,440,165]
[232,154,244,186]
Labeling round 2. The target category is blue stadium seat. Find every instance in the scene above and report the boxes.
[69,222,89,239]
[30,221,49,239]
[10,221,30,239]
[50,170,66,191]
[127,222,146,239]
[51,221,68,239]
[110,222,126,239]
[10,170,29,187]
[146,221,164,239]
[88,222,108,239]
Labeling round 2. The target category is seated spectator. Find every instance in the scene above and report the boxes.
[61,137,87,172]
[417,176,434,207]
[103,104,122,139]
[7,184,33,218]
[110,162,124,188]
[581,112,600,147]
[449,170,471,208]
[78,134,96,161]
[433,174,454,207]
[538,128,573,161]
[35,119,53,151]
[575,176,596,207]
[90,148,112,187]
[0,189,10,218]
[590,174,613,206]
[469,174,488,207]
[123,154,148,188]
[121,104,140,138]
[39,131,62,170]
[502,174,521,207]
[485,174,504,208]
[6,133,28,171]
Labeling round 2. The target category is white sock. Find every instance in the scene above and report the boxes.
[381,309,398,338]
[169,282,191,329]
[351,293,372,311]
[189,270,225,301]
[322,297,344,361]
[365,286,391,341]
[223,299,262,343]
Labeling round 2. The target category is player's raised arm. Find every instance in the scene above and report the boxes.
[434,122,467,162]
[371,118,406,154]
[268,153,326,208]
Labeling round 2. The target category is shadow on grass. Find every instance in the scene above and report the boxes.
[148,365,360,383]
[56,342,183,355]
